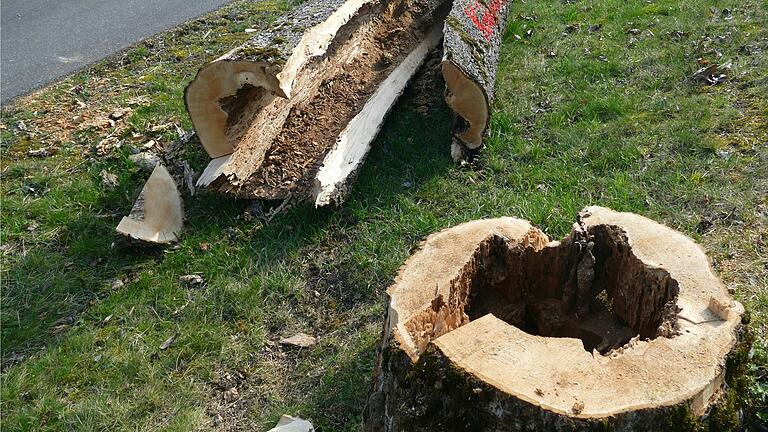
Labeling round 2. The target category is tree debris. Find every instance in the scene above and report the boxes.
[267,415,315,432]
[179,274,205,287]
[279,333,317,348]
[159,333,177,350]
[116,164,184,244]
[187,0,448,206]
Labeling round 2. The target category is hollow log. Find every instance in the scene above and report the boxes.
[442,0,512,161]
[364,206,748,431]
[116,164,183,244]
[187,0,448,205]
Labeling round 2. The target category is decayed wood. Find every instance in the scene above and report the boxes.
[364,207,747,431]
[312,25,443,206]
[185,0,375,158]
[116,164,183,244]
[189,0,448,206]
[442,0,512,160]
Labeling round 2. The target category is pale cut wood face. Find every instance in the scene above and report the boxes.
[116,164,183,244]
[386,207,743,417]
[442,60,488,148]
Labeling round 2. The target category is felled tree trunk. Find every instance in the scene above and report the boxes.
[364,207,749,431]
[442,0,512,161]
[187,0,448,206]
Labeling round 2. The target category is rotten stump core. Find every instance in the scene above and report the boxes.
[364,206,746,431]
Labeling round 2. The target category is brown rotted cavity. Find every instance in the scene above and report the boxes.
[407,224,680,355]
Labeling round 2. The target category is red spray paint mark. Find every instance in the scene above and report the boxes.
[463,0,508,41]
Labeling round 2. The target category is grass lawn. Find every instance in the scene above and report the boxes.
[1,0,767,429]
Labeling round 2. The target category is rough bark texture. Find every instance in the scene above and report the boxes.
[188,0,448,206]
[363,207,747,431]
[442,0,512,160]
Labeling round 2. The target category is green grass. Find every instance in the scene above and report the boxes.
[2,0,767,429]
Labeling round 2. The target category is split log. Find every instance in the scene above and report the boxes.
[116,164,183,244]
[312,25,443,206]
[187,0,448,205]
[442,0,512,161]
[364,206,748,431]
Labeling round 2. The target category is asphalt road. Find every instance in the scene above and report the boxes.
[1,0,235,104]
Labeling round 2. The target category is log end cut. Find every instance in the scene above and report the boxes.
[184,60,283,159]
[365,206,747,431]
[116,164,184,244]
[442,60,489,154]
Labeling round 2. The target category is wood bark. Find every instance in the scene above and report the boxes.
[442,0,512,160]
[364,207,747,431]
[186,0,448,206]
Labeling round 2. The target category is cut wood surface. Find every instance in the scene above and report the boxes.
[185,0,374,158]
[116,164,183,244]
[312,24,443,206]
[364,206,747,431]
[189,0,449,205]
[442,0,512,160]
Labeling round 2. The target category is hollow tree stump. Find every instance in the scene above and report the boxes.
[364,206,749,431]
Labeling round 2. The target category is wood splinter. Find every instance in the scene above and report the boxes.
[116,164,183,244]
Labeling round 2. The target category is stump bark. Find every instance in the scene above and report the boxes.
[442,0,512,161]
[186,0,449,205]
[364,206,748,431]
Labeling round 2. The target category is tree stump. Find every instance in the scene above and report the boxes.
[364,207,749,431]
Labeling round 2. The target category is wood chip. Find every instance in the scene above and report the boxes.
[279,333,317,348]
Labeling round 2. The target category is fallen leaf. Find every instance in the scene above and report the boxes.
[27,148,54,158]
[267,415,315,432]
[223,387,240,403]
[100,170,119,189]
[109,108,132,120]
[693,63,728,85]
